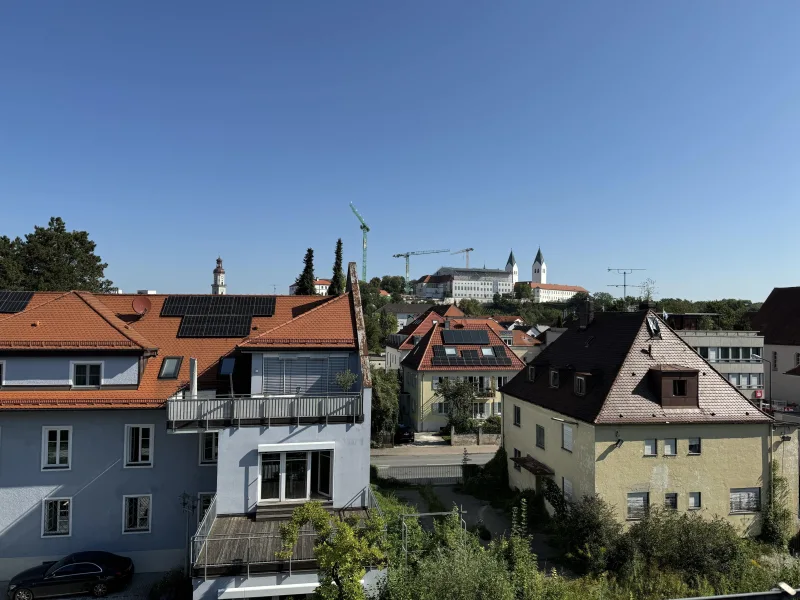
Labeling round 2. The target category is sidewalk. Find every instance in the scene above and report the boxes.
[371,444,499,457]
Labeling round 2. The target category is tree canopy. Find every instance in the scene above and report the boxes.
[294,248,317,295]
[328,239,346,296]
[0,217,113,292]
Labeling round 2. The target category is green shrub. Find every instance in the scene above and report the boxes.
[148,569,191,600]
[760,461,794,549]
[461,446,511,502]
[550,493,622,574]
[481,414,501,433]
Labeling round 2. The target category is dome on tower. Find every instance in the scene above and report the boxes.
[214,257,225,275]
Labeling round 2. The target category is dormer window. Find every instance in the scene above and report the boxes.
[649,365,699,408]
[549,369,559,388]
[158,356,183,379]
[527,366,536,382]
[672,379,687,397]
[72,362,102,387]
[444,347,457,356]
[574,375,586,396]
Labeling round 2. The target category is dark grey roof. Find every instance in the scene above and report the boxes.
[506,250,516,266]
[534,247,544,264]
[751,287,800,346]
[501,311,769,425]
[381,303,433,315]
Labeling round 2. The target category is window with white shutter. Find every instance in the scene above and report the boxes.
[627,492,648,520]
[730,488,760,513]
[562,424,573,452]
[263,357,284,395]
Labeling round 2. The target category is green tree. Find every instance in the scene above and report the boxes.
[514,282,532,300]
[1,217,113,292]
[380,275,405,295]
[294,248,317,295]
[370,366,399,435]
[279,501,386,600]
[591,292,615,312]
[328,239,345,296]
[760,460,793,549]
[458,298,484,316]
[565,291,590,312]
[435,378,476,433]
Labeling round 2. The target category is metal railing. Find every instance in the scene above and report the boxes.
[168,393,363,425]
[191,494,217,564]
[366,485,384,522]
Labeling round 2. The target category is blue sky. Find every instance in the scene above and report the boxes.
[1,2,799,300]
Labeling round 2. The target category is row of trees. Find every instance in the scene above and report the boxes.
[294,239,347,296]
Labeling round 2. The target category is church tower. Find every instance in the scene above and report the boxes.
[505,250,518,285]
[532,248,546,284]
[212,257,226,295]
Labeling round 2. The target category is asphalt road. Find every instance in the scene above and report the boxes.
[371,452,494,467]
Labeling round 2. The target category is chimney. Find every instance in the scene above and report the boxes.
[189,358,198,399]
[579,299,595,330]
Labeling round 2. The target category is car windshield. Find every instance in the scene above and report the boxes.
[45,556,72,577]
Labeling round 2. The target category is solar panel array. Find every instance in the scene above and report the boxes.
[163,295,276,338]
[177,315,252,338]
[441,329,490,345]
[0,291,34,313]
[162,295,275,317]
[430,343,513,367]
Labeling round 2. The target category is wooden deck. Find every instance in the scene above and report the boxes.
[193,509,368,577]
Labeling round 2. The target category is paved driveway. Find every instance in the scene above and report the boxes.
[1,572,163,600]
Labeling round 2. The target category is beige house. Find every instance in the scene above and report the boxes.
[501,304,799,533]
[401,322,525,432]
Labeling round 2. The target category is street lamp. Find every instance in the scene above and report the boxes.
[753,354,772,412]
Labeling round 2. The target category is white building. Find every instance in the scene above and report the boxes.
[505,250,519,285]
[289,279,331,295]
[519,248,588,302]
[752,287,800,409]
[211,257,226,295]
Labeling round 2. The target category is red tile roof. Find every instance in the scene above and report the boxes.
[388,305,466,350]
[401,322,525,372]
[0,275,363,409]
[528,283,588,292]
[511,329,540,347]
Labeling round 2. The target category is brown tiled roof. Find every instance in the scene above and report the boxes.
[417,274,452,285]
[501,311,769,425]
[511,329,540,347]
[0,277,363,409]
[489,315,523,326]
[751,287,800,346]
[528,283,588,292]
[401,322,525,372]
[387,305,465,350]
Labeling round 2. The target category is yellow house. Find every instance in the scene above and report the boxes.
[401,321,526,432]
[501,305,799,534]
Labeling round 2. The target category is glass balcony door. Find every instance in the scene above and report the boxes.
[259,451,320,503]
[285,452,310,500]
[260,453,281,501]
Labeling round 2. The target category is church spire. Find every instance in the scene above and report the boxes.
[212,257,227,295]
[506,249,516,267]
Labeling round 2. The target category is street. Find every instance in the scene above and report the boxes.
[371,452,494,467]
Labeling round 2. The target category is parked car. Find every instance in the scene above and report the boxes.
[7,552,134,600]
[394,424,415,444]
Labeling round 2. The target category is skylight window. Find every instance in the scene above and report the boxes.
[158,356,183,379]
[646,316,661,337]
[444,347,457,356]
[481,347,494,357]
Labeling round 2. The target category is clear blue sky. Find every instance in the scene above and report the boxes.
[2,2,799,300]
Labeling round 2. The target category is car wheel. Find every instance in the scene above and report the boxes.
[92,583,108,598]
[13,589,34,600]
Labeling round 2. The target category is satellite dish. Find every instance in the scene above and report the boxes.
[132,296,151,316]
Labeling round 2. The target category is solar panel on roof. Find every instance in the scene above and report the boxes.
[432,346,447,357]
[441,329,489,345]
[462,349,479,359]
[161,295,276,317]
[219,357,236,376]
[177,315,253,338]
[0,291,34,313]
[491,345,508,358]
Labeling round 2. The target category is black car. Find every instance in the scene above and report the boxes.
[7,552,134,600]
[394,424,415,444]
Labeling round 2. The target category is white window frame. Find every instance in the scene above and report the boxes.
[730,487,761,513]
[41,426,72,471]
[122,494,152,534]
[574,375,586,396]
[69,361,104,387]
[664,438,677,456]
[124,424,154,468]
[0,359,5,386]
[527,366,535,382]
[562,423,573,452]
[197,492,215,526]
[688,437,701,455]
[199,430,219,466]
[444,347,457,356]
[549,369,559,388]
[626,492,649,520]
[644,438,657,457]
[480,347,494,357]
[513,405,521,427]
[536,424,545,449]
[41,497,72,538]
[688,491,701,510]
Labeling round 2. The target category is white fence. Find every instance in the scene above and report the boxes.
[168,393,363,423]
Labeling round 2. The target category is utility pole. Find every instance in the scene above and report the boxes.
[607,268,645,302]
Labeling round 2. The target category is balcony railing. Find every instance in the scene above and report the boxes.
[168,393,364,429]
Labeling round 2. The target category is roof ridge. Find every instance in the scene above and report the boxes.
[241,294,346,342]
[75,292,158,350]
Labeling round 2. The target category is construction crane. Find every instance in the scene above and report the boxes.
[451,248,474,269]
[393,249,450,293]
[350,203,369,281]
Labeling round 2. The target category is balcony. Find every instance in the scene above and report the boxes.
[167,393,364,430]
[192,487,382,579]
